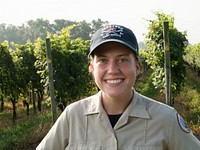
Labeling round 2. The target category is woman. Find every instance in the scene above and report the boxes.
[37,24,200,150]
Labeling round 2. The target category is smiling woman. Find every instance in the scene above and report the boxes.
[36,24,200,150]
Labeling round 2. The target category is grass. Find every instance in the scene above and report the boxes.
[0,107,52,150]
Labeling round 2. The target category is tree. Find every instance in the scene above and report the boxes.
[0,42,10,112]
[27,18,53,41]
[145,12,188,100]
[0,41,19,121]
[91,19,108,34]
[11,41,41,113]
[34,38,47,111]
[52,19,76,34]
[184,43,200,76]
[70,21,92,40]
[48,26,93,107]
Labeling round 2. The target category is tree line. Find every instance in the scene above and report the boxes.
[0,18,108,44]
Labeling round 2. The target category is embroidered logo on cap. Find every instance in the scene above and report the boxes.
[101,25,124,38]
[177,113,190,133]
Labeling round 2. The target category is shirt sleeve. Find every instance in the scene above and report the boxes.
[36,108,69,150]
[169,110,200,150]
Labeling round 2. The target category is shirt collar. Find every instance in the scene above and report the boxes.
[84,91,150,119]
[128,91,150,119]
[84,92,102,115]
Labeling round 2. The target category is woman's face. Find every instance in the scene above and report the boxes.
[90,42,140,98]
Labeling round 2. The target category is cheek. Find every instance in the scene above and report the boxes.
[93,66,105,77]
[124,63,136,74]
[90,64,104,78]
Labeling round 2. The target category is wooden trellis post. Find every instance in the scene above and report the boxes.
[46,38,57,123]
[163,22,172,106]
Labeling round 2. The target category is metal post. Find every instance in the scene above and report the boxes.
[46,38,57,123]
[163,22,172,106]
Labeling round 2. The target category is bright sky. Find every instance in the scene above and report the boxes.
[1,0,200,44]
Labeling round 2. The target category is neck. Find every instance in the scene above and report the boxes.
[101,90,133,115]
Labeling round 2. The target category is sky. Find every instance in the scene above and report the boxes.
[0,0,200,44]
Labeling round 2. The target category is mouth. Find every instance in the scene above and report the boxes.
[105,79,124,84]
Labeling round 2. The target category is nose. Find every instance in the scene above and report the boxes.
[107,61,120,74]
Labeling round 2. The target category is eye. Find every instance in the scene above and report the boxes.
[118,58,128,63]
[98,58,108,64]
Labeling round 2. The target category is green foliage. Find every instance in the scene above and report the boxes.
[0,42,18,98]
[135,71,158,98]
[0,19,107,118]
[10,41,41,94]
[180,86,200,124]
[34,38,48,92]
[70,21,92,40]
[145,11,188,96]
[47,26,95,104]
[138,49,149,71]
[184,43,200,73]
[0,42,11,94]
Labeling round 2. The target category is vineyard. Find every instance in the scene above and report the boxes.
[0,12,200,149]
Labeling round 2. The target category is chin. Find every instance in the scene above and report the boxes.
[103,90,124,97]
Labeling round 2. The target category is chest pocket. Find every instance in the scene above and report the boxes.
[65,144,102,150]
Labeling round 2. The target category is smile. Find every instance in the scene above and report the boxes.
[105,79,123,84]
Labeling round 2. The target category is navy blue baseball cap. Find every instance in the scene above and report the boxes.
[89,24,139,56]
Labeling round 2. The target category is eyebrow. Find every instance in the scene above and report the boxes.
[95,53,131,58]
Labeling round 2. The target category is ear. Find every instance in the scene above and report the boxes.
[89,62,94,73]
[136,58,142,76]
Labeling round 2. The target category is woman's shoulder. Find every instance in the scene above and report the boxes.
[137,92,176,117]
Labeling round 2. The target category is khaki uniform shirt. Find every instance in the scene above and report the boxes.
[37,91,200,150]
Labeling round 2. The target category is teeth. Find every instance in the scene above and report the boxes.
[106,79,122,84]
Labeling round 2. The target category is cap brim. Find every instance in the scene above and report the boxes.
[89,39,137,57]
